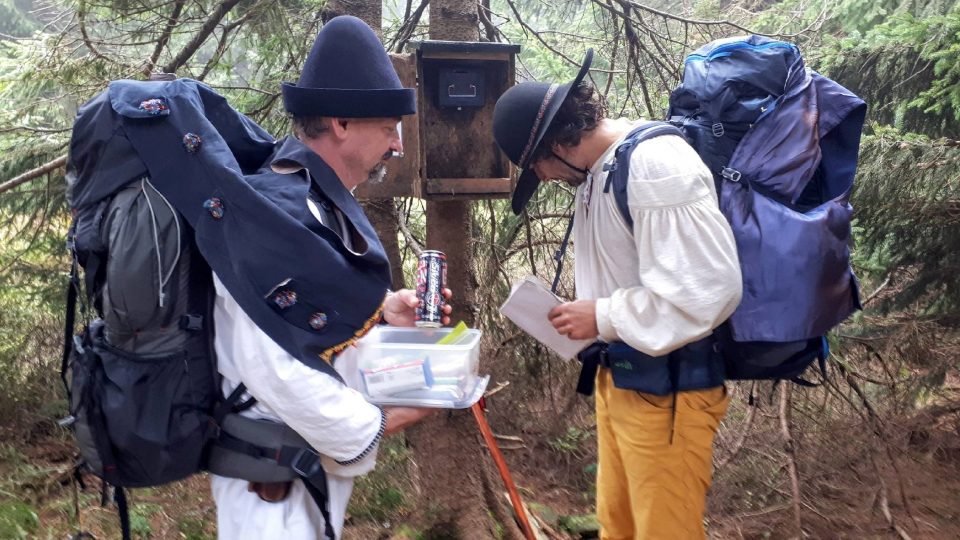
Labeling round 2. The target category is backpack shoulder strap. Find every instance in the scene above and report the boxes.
[602,121,685,229]
[548,121,686,294]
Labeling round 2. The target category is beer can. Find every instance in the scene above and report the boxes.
[415,250,447,328]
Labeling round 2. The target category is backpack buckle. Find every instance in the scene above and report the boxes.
[598,346,610,368]
[712,122,724,137]
[721,167,742,182]
[180,314,204,331]
[290,447,322,478]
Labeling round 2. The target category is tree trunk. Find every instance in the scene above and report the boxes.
[365,198,406,290]
[430,0,480,41]
[320,0,382,36]
[403,2,522,539]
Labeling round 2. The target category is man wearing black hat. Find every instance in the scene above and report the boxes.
[208,16,444,540]
[493,51,742,538]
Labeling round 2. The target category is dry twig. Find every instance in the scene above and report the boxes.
[779,385,803,537]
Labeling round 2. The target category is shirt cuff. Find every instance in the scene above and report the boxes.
[595,297,618,342]
[321,408,386,477]
[335,407,386,466]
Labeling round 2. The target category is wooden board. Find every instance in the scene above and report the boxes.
[354,53,422,200]
[425,177,512,195]
[418,55,516,199]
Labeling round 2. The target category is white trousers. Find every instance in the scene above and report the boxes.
[211,473,354,539]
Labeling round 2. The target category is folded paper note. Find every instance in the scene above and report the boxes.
[499,276,593,360]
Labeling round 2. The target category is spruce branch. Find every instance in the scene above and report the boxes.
[0,156,67,196]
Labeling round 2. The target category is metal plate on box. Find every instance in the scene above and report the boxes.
[439,66,485,108]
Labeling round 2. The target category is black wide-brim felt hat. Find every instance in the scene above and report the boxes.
[282,15,416,118]
[493,49,594,214]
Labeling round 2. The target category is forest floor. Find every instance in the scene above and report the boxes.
[2,415,959,540]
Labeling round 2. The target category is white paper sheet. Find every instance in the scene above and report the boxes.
[499,276,593,360]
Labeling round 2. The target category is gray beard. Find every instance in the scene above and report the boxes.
[367,162,388,184]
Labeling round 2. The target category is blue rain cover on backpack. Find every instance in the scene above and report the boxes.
[669,35,866,343]
[678,36,865,379]
[607,36,866,382]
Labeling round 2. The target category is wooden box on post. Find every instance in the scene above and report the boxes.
[354,52,422,199]
[413,41,521,199]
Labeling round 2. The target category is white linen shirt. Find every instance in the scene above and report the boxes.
[575,120,743,355]
[209,184,384,539]
[212,275,383,472]
[210,275,384,540]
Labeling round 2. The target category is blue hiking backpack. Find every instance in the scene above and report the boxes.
[595,36,867,387]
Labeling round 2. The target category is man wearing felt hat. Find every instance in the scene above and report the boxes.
[207,16,448,540]
[493,51,742,538]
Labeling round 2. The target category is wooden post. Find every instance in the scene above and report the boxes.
[402,2,526,539]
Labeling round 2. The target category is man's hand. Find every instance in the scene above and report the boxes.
[548,299,599,340]
[381,288,453,327]
[382,406,436,436]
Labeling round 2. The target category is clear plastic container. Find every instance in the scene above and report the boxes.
[338,326,488,408]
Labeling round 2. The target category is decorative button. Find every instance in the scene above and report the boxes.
[308,312,328,330]
[272,290,297,309]
[182,133,202,153]
[138,98,168,115]
[203,198,224,219]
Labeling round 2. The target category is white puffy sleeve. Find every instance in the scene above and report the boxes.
[213,274,384,476]
[594,135,743,356]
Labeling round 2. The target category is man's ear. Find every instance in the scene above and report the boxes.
[551,141,566,158]
[329,117,349,140]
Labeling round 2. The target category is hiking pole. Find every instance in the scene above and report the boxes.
[471,400,536,540]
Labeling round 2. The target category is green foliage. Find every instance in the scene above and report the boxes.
[0,0,40,37]
[129,502,163,538]
[0,182,69,425]
[908,14,960,121]
[853,128,960,317]
[391,524,425,539]
[178,516,214,540]
[817,9,960,128]
[557,513,599,536]
[349,435,412,522]
[830,0,906,34]
[548,426,593,455]
[0,500,38,539]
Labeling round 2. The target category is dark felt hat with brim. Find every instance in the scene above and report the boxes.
[493,49,594,214]
[282,16,416,118]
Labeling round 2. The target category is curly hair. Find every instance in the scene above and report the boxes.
[530,81,608,163]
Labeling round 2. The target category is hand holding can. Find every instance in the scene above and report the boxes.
[415,250,447,328]
[380,288,453,327]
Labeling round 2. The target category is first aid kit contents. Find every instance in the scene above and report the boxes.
[343,324,487,408]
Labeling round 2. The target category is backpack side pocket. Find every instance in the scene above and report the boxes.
[69,322,120,484]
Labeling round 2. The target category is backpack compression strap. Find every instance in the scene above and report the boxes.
[549,121,686,294]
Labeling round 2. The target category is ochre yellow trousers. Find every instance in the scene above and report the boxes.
[595,368,729,539]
